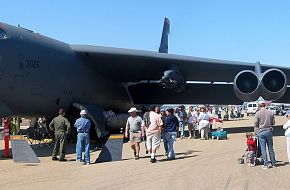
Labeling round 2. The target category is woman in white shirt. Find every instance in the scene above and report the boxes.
[198,107,210,140]
[187,106,198,139]
[283,110,290,165]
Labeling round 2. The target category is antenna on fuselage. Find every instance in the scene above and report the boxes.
[17,24,35,33]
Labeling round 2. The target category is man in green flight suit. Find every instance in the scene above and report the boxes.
[49,109,71,161]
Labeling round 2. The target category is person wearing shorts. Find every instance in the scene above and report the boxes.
[142,105,163,163]
[125,107,144,160]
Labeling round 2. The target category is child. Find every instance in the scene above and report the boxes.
[246,132,257,167]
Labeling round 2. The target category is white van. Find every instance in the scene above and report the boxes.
[246,102,258,116]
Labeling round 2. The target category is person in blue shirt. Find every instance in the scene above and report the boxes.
[176,105,187,139]
[165,108,179,160]
[74,110,91,165]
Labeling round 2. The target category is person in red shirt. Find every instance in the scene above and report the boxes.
[246,132,257,167]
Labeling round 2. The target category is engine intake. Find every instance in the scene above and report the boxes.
[261,69,287,100]
[233,70,260,102]
[234,68,287,102]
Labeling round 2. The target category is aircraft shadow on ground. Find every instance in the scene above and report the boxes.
[32,142,104,158]
[0,148,13,160]
[0,141,101,159]
[33,142,77,158]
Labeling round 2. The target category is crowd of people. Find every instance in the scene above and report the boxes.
[7,102,290,168]
[124,102,290,168]
[4,105,216,165]
[124,104,221,163]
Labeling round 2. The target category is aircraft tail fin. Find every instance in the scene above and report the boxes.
[158,17,170,53]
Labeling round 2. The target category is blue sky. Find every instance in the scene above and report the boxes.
[1,1,290,66]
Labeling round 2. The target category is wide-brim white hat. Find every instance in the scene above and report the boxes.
[128,107,140,113]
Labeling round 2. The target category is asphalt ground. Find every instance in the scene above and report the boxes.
[0,115,289,190]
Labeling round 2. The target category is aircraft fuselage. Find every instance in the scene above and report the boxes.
[0,22,132,118]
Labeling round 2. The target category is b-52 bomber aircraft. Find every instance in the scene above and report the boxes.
[0,18,289,138]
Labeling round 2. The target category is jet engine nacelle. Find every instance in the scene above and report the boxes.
[260,69,287,100]
[233,70,260,102]
[159,70,186,92]
[233,68,287,102]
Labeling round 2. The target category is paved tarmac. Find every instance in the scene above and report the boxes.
[0,115,289,190]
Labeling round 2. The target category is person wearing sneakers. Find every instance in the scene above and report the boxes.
[142,105,163,163]
[254,101,276,169]
[125,107,144,160]
[283,110,290,166]
[74,110,91,165]
[165,108,179,160]
[176,105,187,139]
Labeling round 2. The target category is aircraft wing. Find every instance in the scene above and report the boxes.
[71,45,290,83]
[128,83,243,105]
[71,45,290,104]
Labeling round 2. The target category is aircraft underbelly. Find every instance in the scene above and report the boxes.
[84,78,133,111]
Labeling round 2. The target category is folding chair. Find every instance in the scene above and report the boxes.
[236,112,241,120]
[26,127,41,150]
[38,126,54,147]
[45,128,55,148]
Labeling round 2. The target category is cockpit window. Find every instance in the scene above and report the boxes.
[0,28,7,39]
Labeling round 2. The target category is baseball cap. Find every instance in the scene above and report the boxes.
[80,110,87,115]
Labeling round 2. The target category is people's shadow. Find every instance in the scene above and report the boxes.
[272,160,287,167]
[158,150,201,162]
[175,150,202,155]
[158,155,199,162]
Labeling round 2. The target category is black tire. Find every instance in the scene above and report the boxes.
[238,158,244,164]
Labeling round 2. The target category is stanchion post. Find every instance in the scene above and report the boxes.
[3,118,10,158]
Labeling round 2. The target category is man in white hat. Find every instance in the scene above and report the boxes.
[74,109,91,165]
[125,107,144,159]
